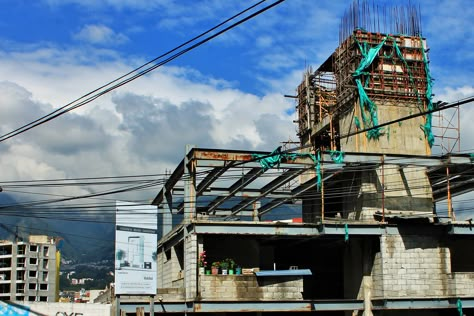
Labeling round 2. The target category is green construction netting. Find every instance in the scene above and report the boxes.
[354,116,361,129]
[344,223,349,242]
[421,37,435,147]
[252,147,284,170]
[329,150,345,164]
[352,37,387,140]
[352,35,435,147]
[353,38,387,77]
[315,152,322,191]
[252,148,322,191]
[355,78,382,139]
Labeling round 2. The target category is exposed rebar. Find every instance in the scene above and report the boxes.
[339,0,422,43]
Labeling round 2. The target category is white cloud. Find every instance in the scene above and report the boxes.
[73,24,128,45]
[256,36,273,48]
[0,44,296,204]
[436,86,474,103]
[0,0,472,207]
[44,0,170,11]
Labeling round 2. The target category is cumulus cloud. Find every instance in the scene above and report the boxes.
[0,0,471,210]
[114,93,217,163]
[73,24,128,45]
[0,42,296,206]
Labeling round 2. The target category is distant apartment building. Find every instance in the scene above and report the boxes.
[0,235,58,302]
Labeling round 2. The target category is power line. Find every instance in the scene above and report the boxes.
[1,155,470,209]
[339,96,474,139]
[0,0,285,143]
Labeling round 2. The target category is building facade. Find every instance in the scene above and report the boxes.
[0,235,58,302]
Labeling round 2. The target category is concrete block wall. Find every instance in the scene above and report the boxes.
[157,250,173,288]
[157,287,185,301]
[157,245,182,289]
[199,275,303,300]
[448,272,474,297]
[157,250,165,288]
[372,235,451,298]
[371,252,384,298]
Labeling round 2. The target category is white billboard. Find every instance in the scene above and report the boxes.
[115,201,158,295]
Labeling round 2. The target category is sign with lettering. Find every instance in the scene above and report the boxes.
[115,201,158,295]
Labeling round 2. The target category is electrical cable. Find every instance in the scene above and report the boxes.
[339,96,474,139]
[0,158,469,210]
[0,0,284,143]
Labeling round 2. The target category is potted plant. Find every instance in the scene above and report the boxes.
[225,258,236,275]
[220,261,229,275]
[211,261,220,275]
[198,251,207,275]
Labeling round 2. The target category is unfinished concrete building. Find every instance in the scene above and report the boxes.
[116,2,474,315]
[0,235,58,303]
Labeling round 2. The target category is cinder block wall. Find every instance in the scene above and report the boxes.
[184,234,198,300]
[199,275,303,300]
[372,235,451,298]
[448,273,474,297]
[157,250,167,288]
[157,245,182,289]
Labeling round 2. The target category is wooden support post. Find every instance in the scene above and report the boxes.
[381,156,385,223]
[355,107,359,151]
[447,166,454,221]
[136,306,144,316]
[329,116,333,151]
[321,155,325,222]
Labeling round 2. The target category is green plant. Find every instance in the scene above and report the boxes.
[220,261,229,270]
[225,258,236,269]
[211,261,220,268]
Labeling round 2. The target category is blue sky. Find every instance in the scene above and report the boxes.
[0,0,473,218]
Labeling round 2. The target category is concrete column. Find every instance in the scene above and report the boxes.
[184,144,196,223]
[11,241,17,301]
[362,276,373,316]
[161,187,173,237]
[362,242,373,316]
[184,233,198,300]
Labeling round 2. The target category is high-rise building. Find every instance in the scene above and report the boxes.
[0,235,58,302]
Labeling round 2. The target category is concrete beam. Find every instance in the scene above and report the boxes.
[372,297,474,310]
[448,223,474,235]
[193,222,322,236]
[118,297,474,314]
[119,300,364,313]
